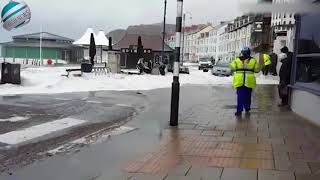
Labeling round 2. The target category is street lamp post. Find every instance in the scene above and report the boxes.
[170,0,183,126]
[161,0,167,64]
[181,14,186,65]
[181,12,192,65]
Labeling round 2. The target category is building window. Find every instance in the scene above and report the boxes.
[283,21,286,25]
[295,14,320,93]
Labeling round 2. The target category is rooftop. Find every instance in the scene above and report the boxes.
[114,33,173,52]
[13,32,74,42]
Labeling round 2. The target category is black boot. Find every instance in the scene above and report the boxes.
[235,112,242,117]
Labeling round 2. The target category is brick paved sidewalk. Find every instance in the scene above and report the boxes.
[122,86,320,180]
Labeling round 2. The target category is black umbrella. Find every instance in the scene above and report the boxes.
[137,36,144,59]
[89,33,96,66]
[108,37,112,50]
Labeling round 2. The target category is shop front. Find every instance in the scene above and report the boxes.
[290,12,320,125]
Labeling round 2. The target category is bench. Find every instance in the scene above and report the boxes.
[92,66,111,76]
[62,65,111,78]
[62,68,82,77]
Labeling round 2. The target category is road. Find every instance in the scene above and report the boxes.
[0,90,147,174]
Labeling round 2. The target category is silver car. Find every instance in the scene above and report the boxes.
[211,62,232,76]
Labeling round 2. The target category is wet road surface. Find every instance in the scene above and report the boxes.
[0,91,146,174]
[1,85,319,180]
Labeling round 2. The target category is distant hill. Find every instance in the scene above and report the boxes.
[106,29,126,44]
[107,23,176,44]
[127,23,176,35]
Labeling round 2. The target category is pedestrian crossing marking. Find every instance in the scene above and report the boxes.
[0,118,86,145]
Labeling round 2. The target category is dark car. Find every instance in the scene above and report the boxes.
[167,64,190,74]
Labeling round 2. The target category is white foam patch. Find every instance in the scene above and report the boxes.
[116,104,132,107]
[0,66,279,95]
[0,116,30,122]
[46,126,136,155]
[54,98,70,101]
[86,101,103,104]
[0,118,86,145]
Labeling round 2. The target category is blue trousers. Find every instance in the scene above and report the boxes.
[236,86,252,113]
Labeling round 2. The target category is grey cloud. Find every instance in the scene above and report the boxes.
[0,0,240,42]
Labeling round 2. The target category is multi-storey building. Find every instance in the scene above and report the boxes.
[195,26,215,61]
[226,13,273,62]
[182,24,208,62]
[271,0,296,53]
[226,15,256,60]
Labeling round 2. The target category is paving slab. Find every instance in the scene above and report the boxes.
[208,158,241,168]
[233,137,258,144]
[130,173,164,180]
[259,137,285,145]
[164,175,199,180]
[274,159,311,174]
[201,130,223,136]
[258,170,295,180]
[187,167,222,180]
[240,159,274,169]
[220,168,257,180]
[167,163,191,176]
[223,131,246,137]
[272,144,302,153]
[308,162,320,174]
[296,174,320,180]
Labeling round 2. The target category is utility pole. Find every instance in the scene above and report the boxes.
[40,26,42,66]
[170,0,183,126]
[181,14,186,65]
[161,0,167,64]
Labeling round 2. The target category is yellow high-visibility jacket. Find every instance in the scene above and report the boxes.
[230,57,260,89]
[263,54,272,66]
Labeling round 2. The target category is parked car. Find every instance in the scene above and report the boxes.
[167,64,190,74]
[198,57,213,71]
[180,66,190,74]
[211,62,232,76]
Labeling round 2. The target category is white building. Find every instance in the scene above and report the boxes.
[195,22,231,63]
[194,18,255,64]
[271,0,296,53]
[196,26,215,60]
[181,25,209,62]
[217,29,229,62]
[227,15,258,61]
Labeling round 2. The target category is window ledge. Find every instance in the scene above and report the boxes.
[289,82,320,96]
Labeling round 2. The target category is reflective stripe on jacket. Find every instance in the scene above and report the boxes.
[230,57,260,89]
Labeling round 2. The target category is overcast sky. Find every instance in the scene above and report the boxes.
[0,0,243,42]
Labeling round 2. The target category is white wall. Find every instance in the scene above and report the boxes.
[291,89,320,126]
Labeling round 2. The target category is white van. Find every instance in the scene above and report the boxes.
[198,57,213,71]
